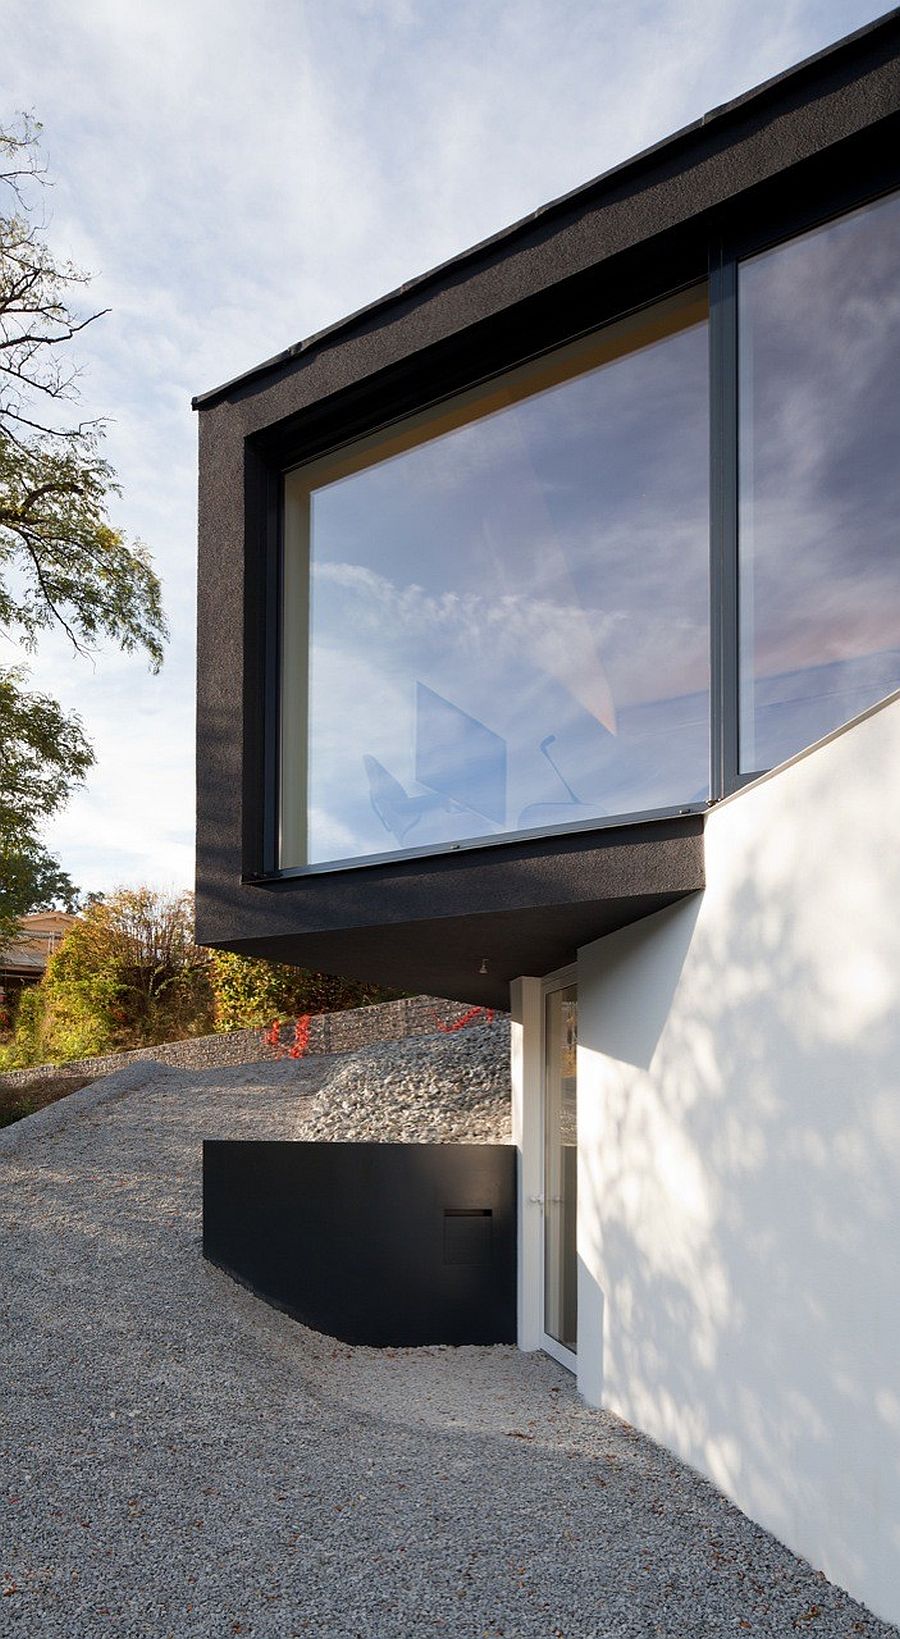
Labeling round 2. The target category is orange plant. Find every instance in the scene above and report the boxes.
[261,1013,312,1059]
[433,1005,495,1033]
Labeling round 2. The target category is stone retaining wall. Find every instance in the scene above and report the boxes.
[0,995,493,1089]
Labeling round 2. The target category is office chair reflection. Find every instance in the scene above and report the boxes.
[363,755,456,845]
[365,731,599,849]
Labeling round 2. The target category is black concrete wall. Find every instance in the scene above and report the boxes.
[203,1141,517,1347]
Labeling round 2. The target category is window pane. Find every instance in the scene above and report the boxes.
[544,983,578,1354]
[282,290,709,867]
[738,189,900,774]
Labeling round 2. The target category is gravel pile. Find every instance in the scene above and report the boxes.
[292,1019,511,1144]
[0,1056,896,1638]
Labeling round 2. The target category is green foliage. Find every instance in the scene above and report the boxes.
[0,666,90,942]
[2,975,111,1068]
[0,435,166,664]
[5,887,214,1065]
[208,949,399,1033]
[0,833,80,948]
[0,667,93,841]
[0,114,167,937]
[0,837,79,913]
[0,116,167,668]
[2,885,402,1067]
[1,986,50,1067]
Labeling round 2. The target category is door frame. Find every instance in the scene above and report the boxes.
[539,963,578,1373]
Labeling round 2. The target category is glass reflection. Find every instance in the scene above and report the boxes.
[544,983,578,1354]
[738,188,900,773]
[282,290,709,867]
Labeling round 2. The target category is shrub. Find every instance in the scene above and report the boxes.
[208,950,400,1033]
[3,887,402,1066]
[5,888,214,1065]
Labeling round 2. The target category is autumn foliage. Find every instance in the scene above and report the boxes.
[5,888,213,1065]
[1,887,401,1068]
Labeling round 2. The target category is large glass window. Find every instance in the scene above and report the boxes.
[281,289,710,867]
[738,189,900,773]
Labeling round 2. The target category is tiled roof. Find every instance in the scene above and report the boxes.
[0,913,78,976]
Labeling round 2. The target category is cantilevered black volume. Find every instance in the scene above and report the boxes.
[194,12,900,1005]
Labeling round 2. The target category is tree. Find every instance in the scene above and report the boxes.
[0,840,80,948]
[0,113,167,932]
[0,667,91,945]
[6,888,215,1065]
[208,949,400,1034]
[0,115,166,662]
[2,893,404,1065]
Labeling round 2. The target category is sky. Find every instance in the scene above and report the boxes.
[2,0,888,897]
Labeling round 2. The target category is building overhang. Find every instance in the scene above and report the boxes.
[194,12,900,997]
[199,813,704,1008]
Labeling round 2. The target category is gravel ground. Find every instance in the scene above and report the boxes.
[0,1048,896,1639]
[292,1021,511,1143]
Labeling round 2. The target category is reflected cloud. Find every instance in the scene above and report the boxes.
[296,308,710,864]
[739,187,900,771]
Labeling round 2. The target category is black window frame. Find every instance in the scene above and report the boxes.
[251,157,900,885]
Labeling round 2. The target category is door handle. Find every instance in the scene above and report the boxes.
[528,1192,545,1205]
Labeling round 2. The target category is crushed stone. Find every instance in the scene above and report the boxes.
[0,1049,896,1638]
[292,1019,511,1144]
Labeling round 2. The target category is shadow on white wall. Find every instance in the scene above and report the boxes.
[577,696,900,1624]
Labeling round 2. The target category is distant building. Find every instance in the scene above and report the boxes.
[0,911,77,1015]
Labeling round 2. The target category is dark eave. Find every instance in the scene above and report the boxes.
[192,7,900,413]
[197,812,705,1010]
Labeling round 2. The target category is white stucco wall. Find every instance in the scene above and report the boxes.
[576,695,900,1625]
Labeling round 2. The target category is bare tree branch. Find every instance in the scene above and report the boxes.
[0,112,167,911]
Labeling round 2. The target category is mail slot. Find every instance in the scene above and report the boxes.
[443,1207,492,1266]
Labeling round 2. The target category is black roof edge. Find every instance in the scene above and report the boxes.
[192,6,900,412]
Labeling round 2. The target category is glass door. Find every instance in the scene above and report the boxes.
[543,981,577,1365]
